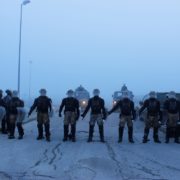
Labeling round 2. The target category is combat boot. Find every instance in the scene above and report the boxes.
[143,127,149,143]
[71,124,76,142]
[1,118,7,134]
[128,127,134,143]
[165,127,170,143]
[99,125,105,143]
[63,125,69,142]
[153,127,161,143]
[174,139,180,144]
[174,126,180,144]
[37,136,44,140]
[142,138,148,143]
[68,133,72,140]
[118,127,124,143]
[18,135,24,140]
[154,138,161,143]
[2,130,8,134]
[17,122,24,140]
[46,136,51,142]
[8,135,15,139]
[37,123,44,140]
[87,125,94,142]
[165,138,169,144]
[9,122,15,140]
[45,123,51,142]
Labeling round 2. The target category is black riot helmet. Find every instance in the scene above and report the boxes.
[5,89,12,96]
[0,89,3,98]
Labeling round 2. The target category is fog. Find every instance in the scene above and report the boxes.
[0,0,179,103]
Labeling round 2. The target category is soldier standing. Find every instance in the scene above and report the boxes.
[81,89,106,143]
[108,91,136,143]
[139,91,162,143]
[28,89,52,142]
[8,91,24,139]
[59,90,80,142]
[3,90,12,133]
[164,91,180,143]
[0,90,6,133]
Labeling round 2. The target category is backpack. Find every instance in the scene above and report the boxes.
[121,99,131,114]
[148,99,157,112]
[169,100,177,111]
[91,98,102,111]
[37,97,50,112]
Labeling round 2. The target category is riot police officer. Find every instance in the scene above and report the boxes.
[0,90,5,107]
[139,91,162,143]
[3,89,12,133]
[81,89,106,143]
[108,91,136,143]
[164,91,180,143]
[8,91,24,139]
[0,90,6,133]
[59,90,80,142]
[28,89,52,142]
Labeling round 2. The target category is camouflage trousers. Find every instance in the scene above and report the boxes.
[145,115,159,128]
[64,111,76,125]
[9,114,23,137]
[37,112,49,125]
[0,106,6,122]
[37,112,50,137]
[89,114,103,126]
[9,114,17,124]
[119,115,133,127]
[167,113,179,127]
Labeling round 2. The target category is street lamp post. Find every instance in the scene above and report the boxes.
[17,0,30,96]
[28,60,32,104]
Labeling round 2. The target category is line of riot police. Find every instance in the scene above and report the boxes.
[0,88,180,144]
[58,89,180,144]
[0,90,25,139]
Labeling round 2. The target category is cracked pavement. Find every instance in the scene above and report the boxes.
[0,113,180,180]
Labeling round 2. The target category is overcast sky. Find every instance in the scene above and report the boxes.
[0,0,179,102]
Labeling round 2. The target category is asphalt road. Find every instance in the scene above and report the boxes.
[0,113,180,180]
